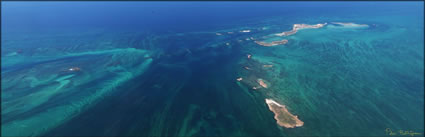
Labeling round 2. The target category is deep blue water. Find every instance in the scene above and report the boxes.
[3,2,422,33]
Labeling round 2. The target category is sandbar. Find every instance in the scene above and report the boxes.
[263,65,273,68]
[255,39,288,47]
[68,67,81,72]
[253,86,261,90]
[276,23,327,36]
[330,22,368,27]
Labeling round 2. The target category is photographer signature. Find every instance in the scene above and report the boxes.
[386,128,422,136]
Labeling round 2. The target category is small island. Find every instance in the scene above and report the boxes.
[265,99,304,128]
[257,79,269,88]
[237,77,243,81]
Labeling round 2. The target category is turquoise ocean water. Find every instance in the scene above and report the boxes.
[1,2,424,136]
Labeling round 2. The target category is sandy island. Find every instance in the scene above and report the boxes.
[237,77,243,81]
[276,23,327,36]
[265,99,304,128]
[257,79,268,88]
[255,39,288,47]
